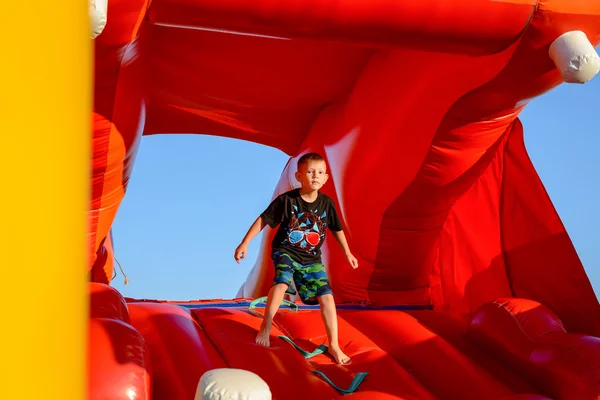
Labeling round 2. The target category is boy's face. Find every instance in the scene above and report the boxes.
[296,160,329,191]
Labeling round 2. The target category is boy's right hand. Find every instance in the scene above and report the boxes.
[234,243,248,264]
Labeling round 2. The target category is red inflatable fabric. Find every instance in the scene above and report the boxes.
[88,286,151,400]
[88,319,151,400]
[87,280,599,398]
[192,308,341,399]
[88,0,600,398]
[405,309,542,395]
[90,281,130,323]
[339,310,519,399]
[90,0,600,334]
[468,298,600,400]
[127,303,228,399]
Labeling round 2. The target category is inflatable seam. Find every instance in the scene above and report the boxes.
[191,312,233,368]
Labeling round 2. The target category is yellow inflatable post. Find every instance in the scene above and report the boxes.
[0,2,90,399]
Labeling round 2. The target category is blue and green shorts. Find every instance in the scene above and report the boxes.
[272,252,333,305]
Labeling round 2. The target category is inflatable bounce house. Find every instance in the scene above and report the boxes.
[4,0,600,399]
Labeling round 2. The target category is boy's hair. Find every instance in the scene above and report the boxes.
[297,152,325,170]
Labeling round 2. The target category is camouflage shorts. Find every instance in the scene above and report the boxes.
[272,252,333,304]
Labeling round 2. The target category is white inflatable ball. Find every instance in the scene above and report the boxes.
[549,30,600,84]
[196,368,272,400]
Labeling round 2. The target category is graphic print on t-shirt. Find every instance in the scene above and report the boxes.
[283,205,327,255]
[261,189,342,264]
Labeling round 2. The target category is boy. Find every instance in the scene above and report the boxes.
[234,152,358,365]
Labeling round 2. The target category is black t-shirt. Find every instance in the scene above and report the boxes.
[261,189,343,265]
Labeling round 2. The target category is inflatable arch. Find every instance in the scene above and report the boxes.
[4,0,600,399]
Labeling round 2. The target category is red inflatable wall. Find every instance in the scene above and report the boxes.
[88,0,600,398]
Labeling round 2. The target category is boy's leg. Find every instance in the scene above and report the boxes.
[256,282,288,347]
[318,294,351,364]
[295,261,351,364]
[257,252,296,347]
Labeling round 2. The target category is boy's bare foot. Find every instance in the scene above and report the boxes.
[328,345,351,364]
[255,324,271,347]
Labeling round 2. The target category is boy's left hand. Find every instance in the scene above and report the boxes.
[346,253,359,269]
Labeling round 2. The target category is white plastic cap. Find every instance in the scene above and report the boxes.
[89,0,108,39]
[549,31,600,84]
[196,368,272,400]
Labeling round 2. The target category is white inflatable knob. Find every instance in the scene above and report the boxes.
[196,368,272,400]
[549,31,600,84]
[89,0,108,39]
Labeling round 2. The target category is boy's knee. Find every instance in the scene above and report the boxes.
[273,283,289,291]
[318,294,334,306]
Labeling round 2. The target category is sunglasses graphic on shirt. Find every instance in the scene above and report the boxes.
[289,230,320,246]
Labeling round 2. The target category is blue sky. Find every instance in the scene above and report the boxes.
[111,74,599,302]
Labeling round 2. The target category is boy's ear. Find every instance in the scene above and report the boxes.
[295,171,301,182]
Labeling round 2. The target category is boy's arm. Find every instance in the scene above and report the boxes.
[331,230,359,269]
[234,216,267,263]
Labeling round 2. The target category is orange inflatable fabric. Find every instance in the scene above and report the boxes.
[89,0,600,399]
